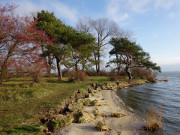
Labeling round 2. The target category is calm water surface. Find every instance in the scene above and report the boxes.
[117,71,180,135]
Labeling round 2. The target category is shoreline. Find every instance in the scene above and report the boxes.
[53,81,148,135]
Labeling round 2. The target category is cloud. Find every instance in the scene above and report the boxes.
[154,0,180,9]
[106,0,180,23]
[106,0,152,23]
[152,56,180,65]
[11,0,78,24]
[49,1,78,23]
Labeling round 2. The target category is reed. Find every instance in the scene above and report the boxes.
[144,107,163,131]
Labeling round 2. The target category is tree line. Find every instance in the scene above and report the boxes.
[0,4,161,84]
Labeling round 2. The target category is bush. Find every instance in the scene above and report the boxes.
[64,71,88,82]
[31,72,41,83]
[86,69,110,76]
[132,68,157,82]
[109,75,121,81]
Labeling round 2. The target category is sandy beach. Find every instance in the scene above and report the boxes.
[54,88,147,135]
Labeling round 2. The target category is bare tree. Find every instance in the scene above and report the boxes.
[91,18,119,75]
[76,17,120,75]
[76,17,92,34]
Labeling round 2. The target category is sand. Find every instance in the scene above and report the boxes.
[54,90,146,135]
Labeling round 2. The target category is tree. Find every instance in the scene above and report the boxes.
[91,18,119,76]
[36,10,75,81]
[36,11,95,81]
[70,31,95,72]
[109,38,161,79]
[35,10,61,76]
[76,17,92,34]
[76,17,119,76]
[76,18,95,71]
[0,4,50,84]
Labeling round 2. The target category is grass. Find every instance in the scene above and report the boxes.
[0,76,147,134]
[111,112,126,118]
[0,76,112,134]
[96,121,109,131]
[144,107,163,131]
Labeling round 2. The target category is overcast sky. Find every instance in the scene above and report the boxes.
[2,0,180,71]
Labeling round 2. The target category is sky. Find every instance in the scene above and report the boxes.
[1,0,180,71]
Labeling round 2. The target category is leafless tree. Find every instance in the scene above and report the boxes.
[76,17,92,34]
[90,18,119,75]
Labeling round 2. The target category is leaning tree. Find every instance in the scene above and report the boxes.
[0,4,50,84]
[108,37,161,79]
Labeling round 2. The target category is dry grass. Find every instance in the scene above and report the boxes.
[94,108,105,117]
[144,107,163,131]
[96,121,109,131]
[111,112,126,118]
[159,78,168,82]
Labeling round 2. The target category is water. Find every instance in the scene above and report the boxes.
[117,71,180,135]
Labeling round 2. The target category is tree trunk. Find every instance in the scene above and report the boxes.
[0,43,17,85]
[56,58,62,82]
[126,67,132,79]
[94,52,98,75]
[0,64,8,85]
[41,41,51,76]
[75,61,78,80]
[97,52,100,76]
[115,53,120,75]
[47,55,52,76]
[82,61,85,72]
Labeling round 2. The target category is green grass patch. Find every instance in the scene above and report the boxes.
[0,76,111,134]
[0,76,146,134]
[2,125,41,134]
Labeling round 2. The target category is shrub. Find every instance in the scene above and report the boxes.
[109,75,121,81]
[86,69,110,76]
[132,68,157,82]
[144,107,163,131]
[65,71,88,82]
[31,72,41,83]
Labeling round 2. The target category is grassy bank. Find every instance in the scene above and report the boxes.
[0,77,113,134]
[0,77,146,134]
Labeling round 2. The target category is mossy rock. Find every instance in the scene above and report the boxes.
[58,116,73,128]
[96,121,109,131]
[82,99,91,106]
[91,100,99,106]
[73,109,84,123]
[78,117,86,123]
